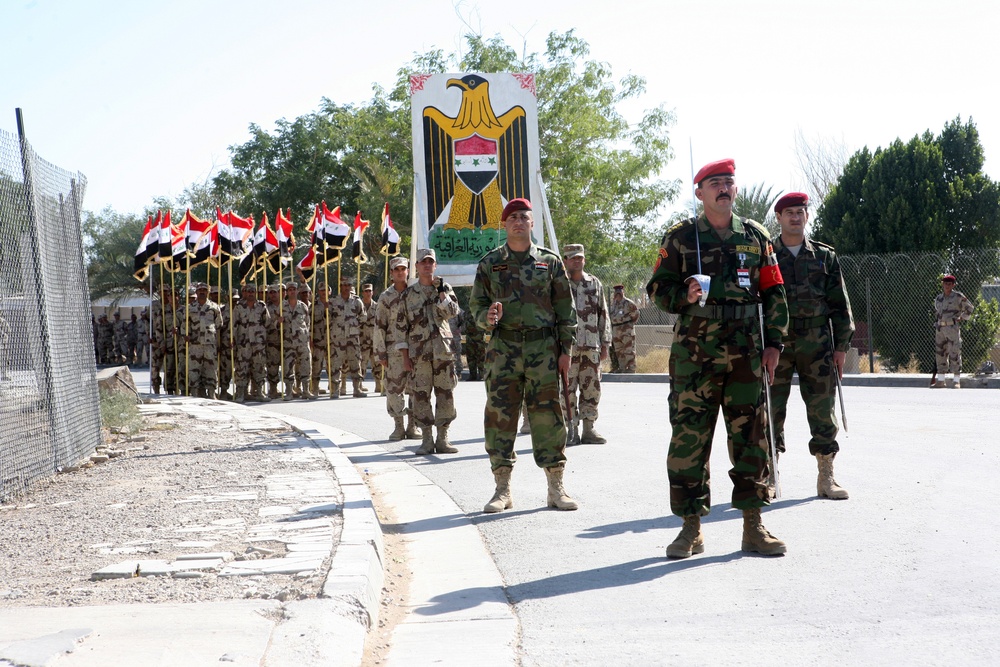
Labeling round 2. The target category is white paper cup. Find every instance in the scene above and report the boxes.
[690,274,710,307]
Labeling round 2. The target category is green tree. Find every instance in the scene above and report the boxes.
[734,183,782,237]
[815,116,1000,371]
[83,206,147,302]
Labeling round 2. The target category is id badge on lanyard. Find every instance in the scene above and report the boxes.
[737,252,751,288]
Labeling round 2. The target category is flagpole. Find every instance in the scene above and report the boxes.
[147,264,153,392]
[185,265,191,396]
[171,266,179,394]
[323,263,331,396]
[227,257,234,399]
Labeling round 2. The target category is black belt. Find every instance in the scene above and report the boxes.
[685,303,757,320]
[790,315,829,329]
[612,321,633,328]
[494,327,556,342]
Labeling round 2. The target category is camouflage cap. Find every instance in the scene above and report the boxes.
[362,283,373,292]
[416,248,436,262]
[285,282,299,291]
[339,276,354,285]
[266,284,280,292]
[240,283,257,292]
[389,257,408,269]
[562,244,585,259]
[195,282,209,290]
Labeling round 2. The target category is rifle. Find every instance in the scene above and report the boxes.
[757,303,780,499]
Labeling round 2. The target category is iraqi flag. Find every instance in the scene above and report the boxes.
[454,133,499,195]
[157,210,172,261]
[133,214,155,281]
[238,216,267,281]
[379,202,399,256]
[184,210,214,269]
[275,208,295,261]
[307,204,327,267]
[169,219,189,272]
[352,212,369,264]
[262,213,284,274]
[296,246,317,282]
[321,201,349,261]
[220,209,254,262]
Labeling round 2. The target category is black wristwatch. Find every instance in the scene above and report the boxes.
[766,341,784,353]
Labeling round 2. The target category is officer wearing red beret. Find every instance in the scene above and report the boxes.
[646,158,789,558]
[933,274,974,388]
[771,192,854,501]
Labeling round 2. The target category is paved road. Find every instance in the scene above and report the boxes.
[254,378,998,666]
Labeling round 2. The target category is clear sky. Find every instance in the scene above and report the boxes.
[2,0,997,222]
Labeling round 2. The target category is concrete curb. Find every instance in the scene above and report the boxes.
[600,372,1000,388]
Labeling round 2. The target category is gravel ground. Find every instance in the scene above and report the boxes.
[0,399,343,608]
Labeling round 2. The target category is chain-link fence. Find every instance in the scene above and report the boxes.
[0,116,100,502]
[589,248,1000,374]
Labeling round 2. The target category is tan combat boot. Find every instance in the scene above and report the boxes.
[545,466,578,510]
[388,417,405,441]
[580,420,607,444]
[519,414,531,435]
[234,385,247,404]
[741,507,787,556]
[268,383,280,400]
[405,414,421,439]
[352,377,367,398]
[816,454,849,499]
[483,466,513,513]
[666,515,704,559]
[299,379,316,400]
[152,377,161,395]
[931,380,947,388]
[340,377,348,396]
[435,425,458,453]
[415,429,435,455]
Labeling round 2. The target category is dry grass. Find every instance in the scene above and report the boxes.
[858,354,882,374]
[636,348,671,374]
[895,353,921,374]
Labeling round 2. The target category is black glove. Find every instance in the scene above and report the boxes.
[437,277,447,294]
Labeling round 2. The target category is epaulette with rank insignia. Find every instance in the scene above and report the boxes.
[811,239,835,251]
[743,218,772,240]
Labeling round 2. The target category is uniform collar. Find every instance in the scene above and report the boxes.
[697,213,744,234]
[775,235,815,254]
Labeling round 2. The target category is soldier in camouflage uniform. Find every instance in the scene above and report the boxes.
[264,285,284,398]
[646,159,788,558]
[397,248,461,455]
[97,314,114,365]
[471,198,579,513]
[330,278,365,399]
[112,311,129,364]
[150,288,178,394]
[563,244,611,445]
[462,308,486,381]
[359,283,379,393]
[610,285,640,373]
[933,274,974,388]
[136,311,150,366]
[310,281,334,396]
[279,283,314,400]
[771,193,853,501]
[375,257,419,440]
[214,288,234,400]
[232,283,271,403]
[126,314,138,364]
[183,283,223,398]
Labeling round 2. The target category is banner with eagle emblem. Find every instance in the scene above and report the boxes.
[411,72,543,283]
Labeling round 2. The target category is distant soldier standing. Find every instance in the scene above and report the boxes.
[397,249,461,455]
[97,314,113,364]
[375,257,420,440]
[646,159,788,558]
[933,274,975,388]
[462,308,486,381]
[264,285,284,399]
[112,311,129,364]
[471,198,579,512]
[215,288,234,400]
[610,285,640,373]
[232,283,271,403]
[310,282,334,396]
[563,244,611,445]
[771,193,853,501]
[126,313,138,364]
[184,282,223,398]
[359,283,379,393]
[330,278,365,399]
[150,288,178,394]
[279,283,314,400]
[136,310,150,366]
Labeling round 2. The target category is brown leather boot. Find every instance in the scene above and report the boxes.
[742,507,787,556]
[545,466,578,510]
[816,454,849,499]
[666,515,704,559]
[483,467,513,513]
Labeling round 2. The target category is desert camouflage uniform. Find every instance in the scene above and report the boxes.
[136,314,150,365]
[646,214,788,517]
[771,236,854,456]
[329,293,363,390]
[265,296,283,390]
[310,298,334,391]
[375,285,411,419]
[610,296,640,373]
[450,311,464,375]
[471,244,577,470]
[151,300,178,392]
[217,301,235,397]
[568,272,610,423]
[462,308,486,380]
[185,299,223,396]
[358,299,377,383]
[126,317,138,364]
[112,316,129,363]
[282,301,311,387]
[233,299,270,395]
[97,317,114,364]
[396,280,460,430]
[934,289,974,375]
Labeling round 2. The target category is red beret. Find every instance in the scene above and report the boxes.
[774,192,809,214]
[942,274,956,282]
[501,198,532,221]
[694,158,735,185]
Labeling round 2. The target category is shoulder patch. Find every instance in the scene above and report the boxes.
[666,217,695,236]
[492,264,508,273]
[535,261,549,271]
